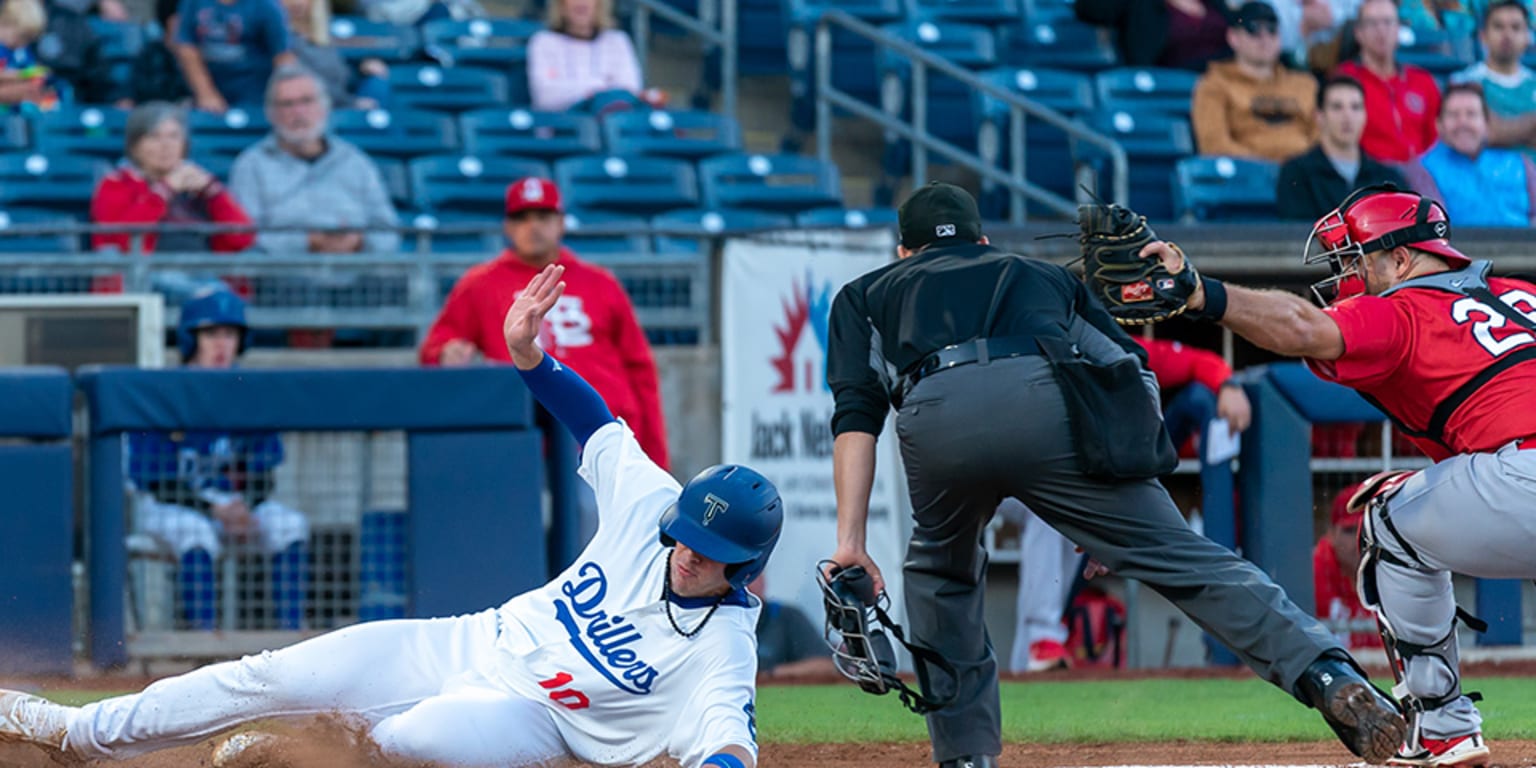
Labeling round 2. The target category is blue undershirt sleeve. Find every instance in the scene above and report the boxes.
[515,352,616,446]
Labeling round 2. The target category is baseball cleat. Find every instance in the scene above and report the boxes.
[212,731,279,768]
[1296,656,1408,765]
[1386,732,1491,767]
[0,689,70,750]
[1025,639,1072,673]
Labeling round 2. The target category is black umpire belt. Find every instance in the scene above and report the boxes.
[898,336,1041,402]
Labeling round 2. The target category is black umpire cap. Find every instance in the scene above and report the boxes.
[898,181,983,250]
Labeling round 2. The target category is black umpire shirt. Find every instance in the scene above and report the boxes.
[826,242,1146,438]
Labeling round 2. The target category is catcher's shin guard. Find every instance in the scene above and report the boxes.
[817,561,956,714]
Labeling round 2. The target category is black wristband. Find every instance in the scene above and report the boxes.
[1188,277,1228,323]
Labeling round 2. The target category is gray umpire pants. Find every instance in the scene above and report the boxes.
[895,355,1342,763]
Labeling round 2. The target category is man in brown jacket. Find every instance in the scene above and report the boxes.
[1191,1,1319,161]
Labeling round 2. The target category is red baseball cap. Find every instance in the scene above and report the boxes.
[1331,482,1364,528]
[505,177,564,216]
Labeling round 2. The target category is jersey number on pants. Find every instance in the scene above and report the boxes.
[539,671,591,710]
[1452,289,1536,357]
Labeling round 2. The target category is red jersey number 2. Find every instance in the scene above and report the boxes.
[539,672,591,710]
[1451,289,1536,357]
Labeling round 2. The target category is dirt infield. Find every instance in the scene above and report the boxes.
[6,736,1536,767]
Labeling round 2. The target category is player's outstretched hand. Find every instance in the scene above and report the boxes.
[504,264,566,370]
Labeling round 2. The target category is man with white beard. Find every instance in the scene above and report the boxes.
[229,64,400,255]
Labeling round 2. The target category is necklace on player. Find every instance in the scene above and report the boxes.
[663,550,726,638]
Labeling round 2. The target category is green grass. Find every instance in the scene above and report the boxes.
[755,677,1536,744]
[44,677,1536,744]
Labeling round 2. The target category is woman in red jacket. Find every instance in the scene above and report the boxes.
[90,102,255,254]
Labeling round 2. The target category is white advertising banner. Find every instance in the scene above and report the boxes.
[721,230,911,642]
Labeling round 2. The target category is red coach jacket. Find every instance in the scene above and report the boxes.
[420,247,670,468]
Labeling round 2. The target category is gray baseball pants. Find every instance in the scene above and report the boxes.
[895,355,1341,763]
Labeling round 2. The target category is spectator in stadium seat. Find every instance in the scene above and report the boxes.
[1192,1,1319,161]
[34,0,128,105]
[527,0,648,112]
[91,102,256,253]
[749,573,836,681]
[0,0,57,108]
[229,64,400,254]
[1075,0,1233,71]
[1334,0,1442,162]
[1277,75,1407,220]
[1452,0,1536,153]
[1313,483,1383,650]
[283,0,389,109]
[128,285,310,631]
[1399,82,1536,225]
[172,0,296,113]
[420,177,669,470]
[125,0,193,107]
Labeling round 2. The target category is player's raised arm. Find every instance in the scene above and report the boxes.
[503,264,617,446]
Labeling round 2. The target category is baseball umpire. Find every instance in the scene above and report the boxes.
[0,265,781,768]
[1115,183,1536,766]
[821,182,1406,767]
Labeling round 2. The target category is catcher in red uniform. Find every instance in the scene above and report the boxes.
[1088,184,1536,767]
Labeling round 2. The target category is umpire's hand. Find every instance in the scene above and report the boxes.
[823,545,885,597]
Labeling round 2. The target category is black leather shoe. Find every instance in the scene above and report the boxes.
[1295,653,1407,764]
[939,756,999,768]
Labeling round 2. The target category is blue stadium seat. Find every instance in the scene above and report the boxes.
[973,67,1094,202]
[407,154,551,215]
[328,16,421,64]
[187,107,269,159]
[786,0,907,132]
[795,206,899,228]
[563,211,653,254]
[876,19,996,177]
[190,152,234,180]
[599,110,743,160]
[1094,68,1201,116]
[460,109,600,160]
[554,155,700,216]
[737,0,789,75]
[906,0,1023,25]
[651,207,794,253]
[374,158,414,209]
[0,208,79,253]
[0,153,109,215]
[1397,40,1471,79]
[697,153,842,214]
[1085,109,1193,220]
[1173,155,1280,222]
[419,18,539,105]
[83,18,148,102]
[389,65,510,113]
[404,211,503,253]
[329,108,458,159]
[0,114,26,152]
[1001,20,1117,71]
[34,107,129,161]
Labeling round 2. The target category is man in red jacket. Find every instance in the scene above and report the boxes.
[1334,0,1441,163]
[419,178,669,468]
[1313,483,1383,650]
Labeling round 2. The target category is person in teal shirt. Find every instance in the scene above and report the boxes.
[1451,0,1536,153]
[1402,82,1536,225]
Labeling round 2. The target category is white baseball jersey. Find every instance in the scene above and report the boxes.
[491,421,762,767]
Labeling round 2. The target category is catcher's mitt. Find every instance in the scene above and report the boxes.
[1077,203,1200,325]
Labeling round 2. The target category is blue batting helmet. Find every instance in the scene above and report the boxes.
[659,464,783,590]
[176,286,249,361]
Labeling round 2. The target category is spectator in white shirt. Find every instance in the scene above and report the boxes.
[526,0,644,112]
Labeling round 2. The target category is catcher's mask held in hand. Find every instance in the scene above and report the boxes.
[1076,203,1201,325]
[1304,183,1469,306]
[816,561,956,715]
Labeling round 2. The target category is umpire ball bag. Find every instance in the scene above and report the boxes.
[1036,336,1178,481]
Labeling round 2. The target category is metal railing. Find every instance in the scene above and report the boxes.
[629,0,739,118]
[813,8,1128,222]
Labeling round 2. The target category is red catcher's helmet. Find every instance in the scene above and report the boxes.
[1303,184,1470,304]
